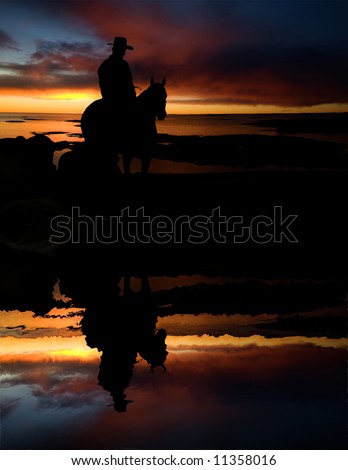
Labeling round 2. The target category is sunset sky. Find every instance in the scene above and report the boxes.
[0,0,347,114]
[2,336,347,449]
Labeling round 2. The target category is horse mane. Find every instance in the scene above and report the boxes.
[137,86,151,103]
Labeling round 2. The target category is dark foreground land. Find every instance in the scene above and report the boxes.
[0,132,347,321]
[0,132,347,271]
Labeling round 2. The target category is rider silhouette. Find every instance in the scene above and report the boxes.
[98,36,136,109]
[97,36,137,153]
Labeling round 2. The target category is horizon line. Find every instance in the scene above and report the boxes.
[1,110,348,116]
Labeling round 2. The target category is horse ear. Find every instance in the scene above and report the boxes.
[150,77,154,85]
[161,77,166,86]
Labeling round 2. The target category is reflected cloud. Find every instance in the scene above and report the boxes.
[0,308,84,339]
[165,334,348,351]
[2,342,346,449]
[1,396,22,418]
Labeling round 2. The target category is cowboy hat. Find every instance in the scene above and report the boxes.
[107,36,134,50]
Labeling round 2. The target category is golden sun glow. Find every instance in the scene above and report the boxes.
[1,90,348,115]
[1,334,347,365]
[45,91,98,101]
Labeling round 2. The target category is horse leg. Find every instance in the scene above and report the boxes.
[123,152,131,175]
[141,147,152,174]
[141,156,151,174]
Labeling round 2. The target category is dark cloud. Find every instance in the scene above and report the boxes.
[30,39,101,62]
[209,43,343,104]
[32,386,100,410]
[0,39,100,91]
[1,397,22,418]
[173,43,348,106]
[0,29,18,50]
[0,67,97,90]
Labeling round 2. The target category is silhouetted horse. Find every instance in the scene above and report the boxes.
[81,78,167,174]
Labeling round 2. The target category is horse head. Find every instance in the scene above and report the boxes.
[143,77,167,121]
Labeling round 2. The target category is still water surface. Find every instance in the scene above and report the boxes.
[1,112,347,449]
[1,274,347,450]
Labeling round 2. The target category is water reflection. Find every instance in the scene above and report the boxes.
[80,276,167,411]
[1,254,347,449]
